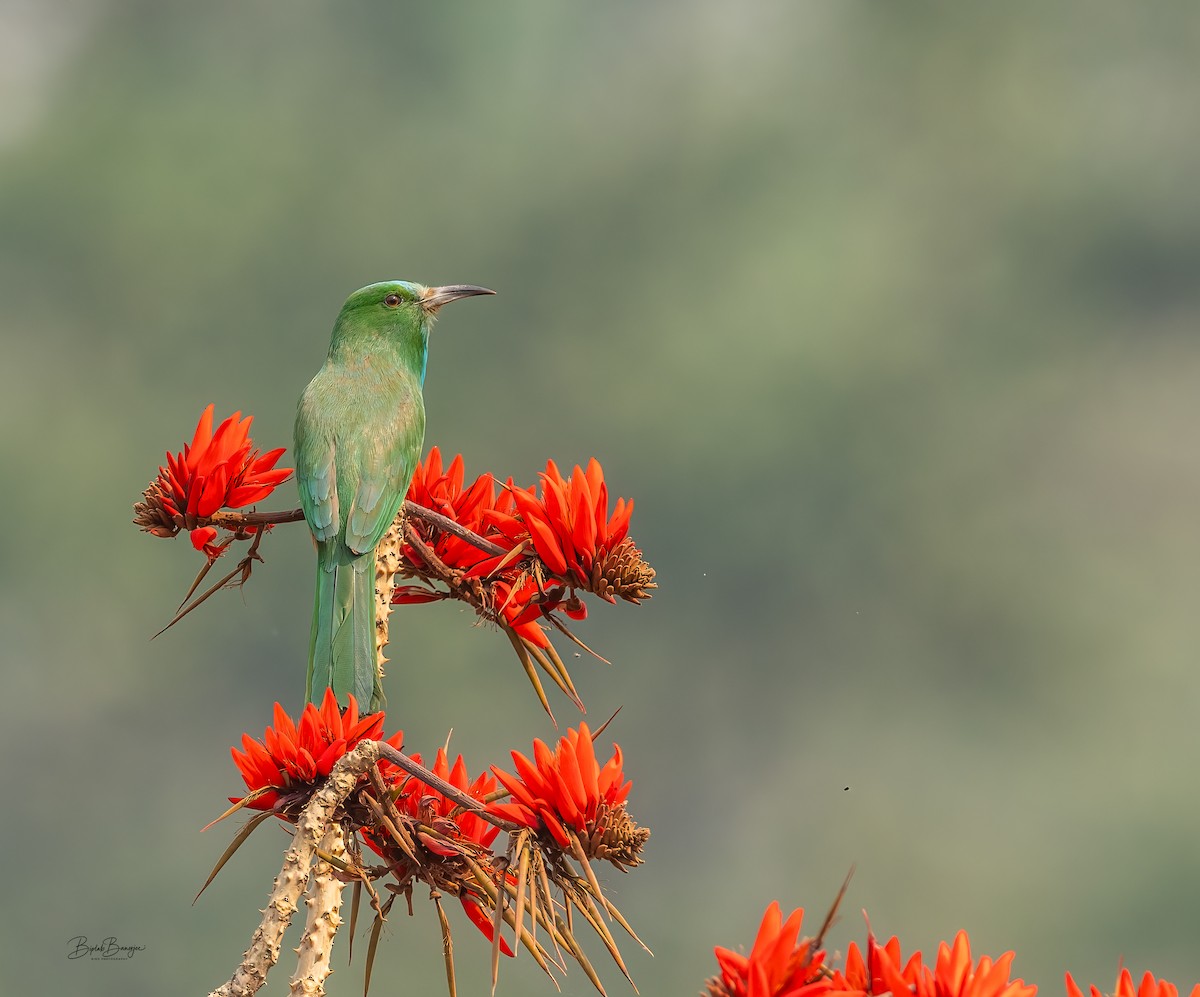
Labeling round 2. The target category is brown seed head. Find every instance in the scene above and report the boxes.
[133,481,181,538]
[581,802,650,871]
[589,537,657,604]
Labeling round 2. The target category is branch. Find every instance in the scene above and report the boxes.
[209,501,507,556]
[377,742,517,834]
[208,741,382,997]
[207,740,513,997]
[288,824,348,997]
[373,519,404,686]
[402,501,508,556]
[207,508,306,528]
[402,519,457,579]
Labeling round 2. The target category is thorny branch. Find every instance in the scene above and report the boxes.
[376,742,517,835]
[158,501,504,638]
[210,501,507,556]
[205,743,511,997]
[208,740,382,997]
[288,824,348,997]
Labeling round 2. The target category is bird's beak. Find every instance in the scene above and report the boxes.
[420,284,496,312]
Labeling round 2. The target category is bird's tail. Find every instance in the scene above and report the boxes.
[307,548,384,712]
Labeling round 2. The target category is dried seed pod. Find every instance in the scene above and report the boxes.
[589,538,657,604]
[133,480,181,537]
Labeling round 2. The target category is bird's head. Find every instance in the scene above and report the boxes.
[331,279,495,375]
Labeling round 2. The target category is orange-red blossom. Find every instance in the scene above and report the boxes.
[366,746,514,956]
[381,746,503,857]
[1067,970,1200,997]
[501,457,633,594]
[145,404,292,557]
[399,449,516,594]
[230,688,401,812]
[829,928,1035,997]
[708,903,1040,997]
[710,903,832,997]
[396,447,639,648]
[488,722,631,851]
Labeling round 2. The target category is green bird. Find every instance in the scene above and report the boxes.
[294,280,495,712]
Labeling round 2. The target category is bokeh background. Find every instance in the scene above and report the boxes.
[5,3,1200,994]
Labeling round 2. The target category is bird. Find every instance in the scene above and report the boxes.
[294,280,495,712]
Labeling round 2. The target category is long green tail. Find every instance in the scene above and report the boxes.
[307,545,384,712]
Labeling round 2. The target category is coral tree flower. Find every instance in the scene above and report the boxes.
[500,459,627,586]
[396,448,654,651]
[134,403,292,554]
[1067,970,1200,997]
[396,448,564,648]
[365,746,513,956]
[489,722,648,869]
[707,902,832,997]
[230,688,400,812]
[404,448,502,573]
[385,747,503,856]
[493,458,652,603]
[830,929,1035,997]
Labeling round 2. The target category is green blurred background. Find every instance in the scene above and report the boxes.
[5,2,1200,994]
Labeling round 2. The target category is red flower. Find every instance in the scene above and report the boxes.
[230,688,401,812]
[394,450,654,715]
[397,449,563,647]
[400,450,651,637]
[459,895,514,958]
[1067,970,1200,997]
[708,902,833,997]
[404,448,503,571]
[386,746,503,856]
[829,931,921,997]
[147,404,292,552]
[188,525,231,560]
[500,458,633,591]
[407,448,494,532]
[830,929,1035,997]
[365,745,513,957]
[490,572,558,647]
[489,723,636,855]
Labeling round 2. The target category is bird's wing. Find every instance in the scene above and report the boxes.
[295,418,340,544]
[343,398,425,557]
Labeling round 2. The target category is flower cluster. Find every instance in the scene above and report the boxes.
[829,929,1035,997]
[502,458,639,597]
[490,722,648,870]
[1067,970,1200,997]
[362,746,514,956]
[399,448,655,631]
[135,421,652,710]
[134,404,292,558]
[230,688,402,813]
[704,905,1200,997]
[706,904,1039,997]
[228,696,509,950]
[388,747,503,856]
[395,448,656,712]
[396,449,532,633]
[708,903,830,997]
[220,698,648,991]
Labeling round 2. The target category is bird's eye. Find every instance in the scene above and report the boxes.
[384,293,403,307]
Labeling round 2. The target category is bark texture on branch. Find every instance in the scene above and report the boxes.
[288,825,348,996]
[373,517,404,685]
[208,740,381,997]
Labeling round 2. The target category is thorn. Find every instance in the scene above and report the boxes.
[591,707,622,741]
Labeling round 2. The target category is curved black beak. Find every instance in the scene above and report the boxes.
[421,284,496,312]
